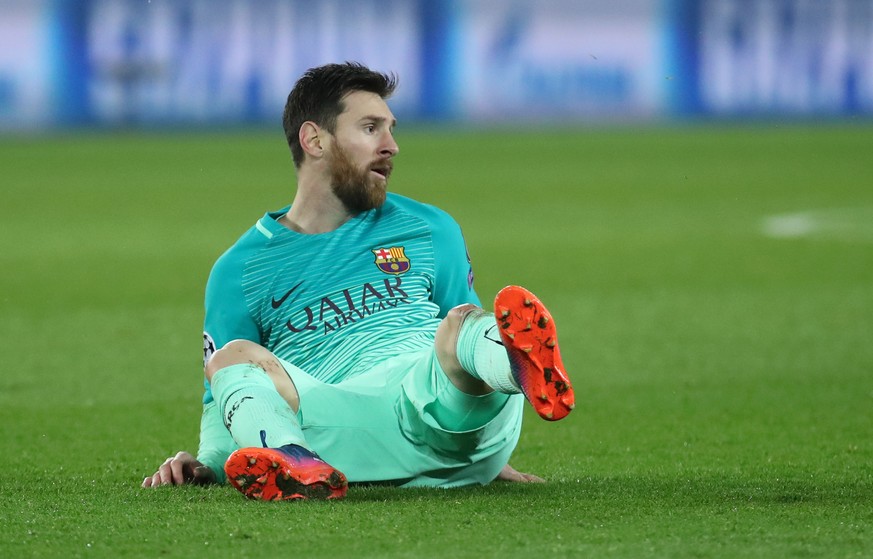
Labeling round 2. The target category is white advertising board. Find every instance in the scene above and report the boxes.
[453,0,666,121]
[84,0,422,124]
[0,0,53,129]
[698,0,873,113]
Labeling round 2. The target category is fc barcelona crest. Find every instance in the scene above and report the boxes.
[372,246,411,275]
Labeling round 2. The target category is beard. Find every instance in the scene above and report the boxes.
[328,141,391,213]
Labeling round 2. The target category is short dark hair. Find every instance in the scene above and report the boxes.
[283,62,398,167]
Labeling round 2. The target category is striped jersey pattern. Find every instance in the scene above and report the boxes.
[202,193,479,402]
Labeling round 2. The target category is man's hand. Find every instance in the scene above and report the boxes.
[141,451,217,488]
[496,463,545,483]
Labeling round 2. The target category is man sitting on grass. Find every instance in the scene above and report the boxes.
[142,62,575,500]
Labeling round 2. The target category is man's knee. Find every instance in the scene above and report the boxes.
[435,304,482,364]
[204,339,273,381]
[444,304,484,331]
[204,339,301,412]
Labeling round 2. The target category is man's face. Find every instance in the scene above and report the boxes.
[326,90,398,213]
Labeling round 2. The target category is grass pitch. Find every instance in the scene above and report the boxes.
[1,124,871,558]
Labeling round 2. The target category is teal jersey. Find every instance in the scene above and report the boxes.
[202,193,480,404]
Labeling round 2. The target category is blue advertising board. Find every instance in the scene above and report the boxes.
[670,0,873,116]
[1,0,871,130]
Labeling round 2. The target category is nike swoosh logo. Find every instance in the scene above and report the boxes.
[484,324,504,346]
[271,280,304,309]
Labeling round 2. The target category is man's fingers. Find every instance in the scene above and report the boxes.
[169,457,189,485]
[192,465,216,486]
[496,463,546,483]
[520,472,546,483]
[142,452,208,488]
[157,458,175,485]
[142,471,163,488]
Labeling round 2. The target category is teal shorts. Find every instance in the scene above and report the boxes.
[278,348,524,488]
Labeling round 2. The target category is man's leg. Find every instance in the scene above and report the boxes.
[205,340,347,500]
[435,286,575,421]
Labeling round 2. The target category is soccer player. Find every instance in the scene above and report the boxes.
[142,62,574,500]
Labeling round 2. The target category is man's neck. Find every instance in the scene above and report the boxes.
[280,189,355,235]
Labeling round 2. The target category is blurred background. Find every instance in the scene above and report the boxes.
[2,0,872,131]
[2,3,872,555]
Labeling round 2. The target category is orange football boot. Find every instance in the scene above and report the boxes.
[494,285,575,421]
[224,445,348,501]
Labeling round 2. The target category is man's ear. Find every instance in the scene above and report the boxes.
[299,121,325,159]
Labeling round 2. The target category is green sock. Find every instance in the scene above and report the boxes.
[210,363,308,449]
[455,310,520,394]
[429,376,510,431]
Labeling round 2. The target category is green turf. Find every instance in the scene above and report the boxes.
[1,124,871,558]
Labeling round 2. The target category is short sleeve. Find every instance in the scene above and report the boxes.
[201,251,260,403]
[431,212,481,316]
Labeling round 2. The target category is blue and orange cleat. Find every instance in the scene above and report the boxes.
[224,444,348,501]
[494,285,575,421]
